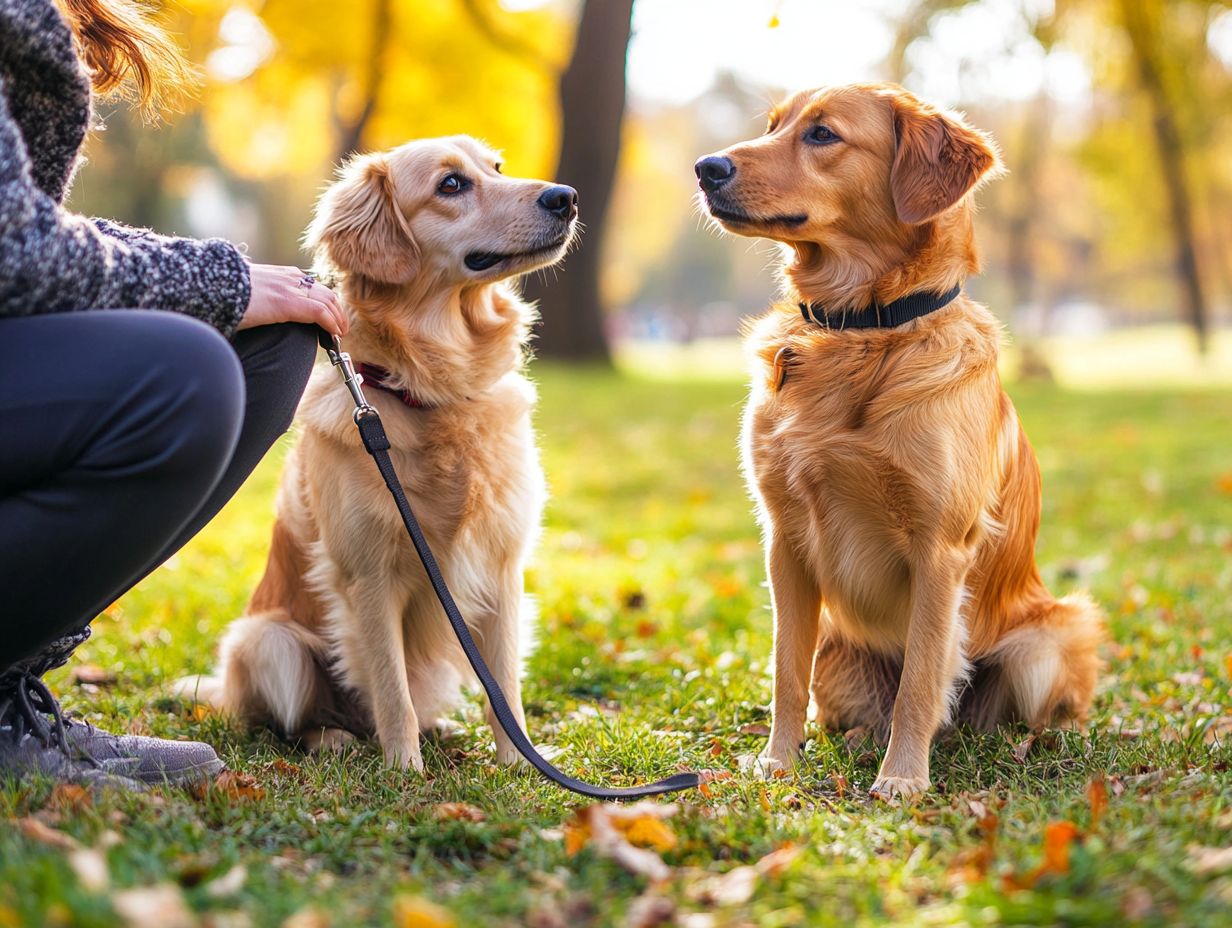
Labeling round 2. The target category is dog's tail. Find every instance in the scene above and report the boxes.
[971,591,1105,729]
[174,613,329,737]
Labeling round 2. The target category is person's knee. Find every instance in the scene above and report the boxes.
[107,314,245,480]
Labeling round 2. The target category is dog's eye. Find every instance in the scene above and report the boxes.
[806,125,841,146]
[437,173,469,195]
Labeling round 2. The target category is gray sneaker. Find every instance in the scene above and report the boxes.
[0,630,223,789]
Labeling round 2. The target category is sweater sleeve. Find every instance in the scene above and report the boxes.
[0,90,251,336]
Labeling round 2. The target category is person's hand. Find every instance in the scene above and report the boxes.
[237,264,348,336]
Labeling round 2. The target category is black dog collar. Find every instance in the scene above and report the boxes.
[798,284,962,330]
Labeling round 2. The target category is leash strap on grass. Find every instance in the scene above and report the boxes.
[319,329,701,800]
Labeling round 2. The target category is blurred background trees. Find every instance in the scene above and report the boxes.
[69,0,1232,363]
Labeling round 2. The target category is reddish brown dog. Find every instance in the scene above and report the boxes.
[696,83,1103,798]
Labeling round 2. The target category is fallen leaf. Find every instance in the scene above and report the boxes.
[1215,473,1232,495]
[758,787,771,813]
[1011,732,1038,764]
[700,866,757,906]
[67,848,109,893]
[50,784,91,812]
[112,884,195,928]
[70,664,116,686]
[432,803,486,823]
[1003,820,1080,890]
[755,843,801,878]
[737,723,770,737]
[270,759,302,778]
[393,894,455,928]
[203,864,247,899]
[280,909,328,928]
[194,771,265,803]
[1087,775,1108,825]
[1185,845,1232,875]
[562,803,678,881]
[625,892,674,928]
[17,817,80,851]
[1041,821,1079,873]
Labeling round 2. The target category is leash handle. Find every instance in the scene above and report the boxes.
[317,329,702,800]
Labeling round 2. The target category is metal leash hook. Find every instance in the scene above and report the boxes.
[312,326,703,800]
[319,330,377,422]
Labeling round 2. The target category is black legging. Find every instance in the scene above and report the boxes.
[0,310,317,669]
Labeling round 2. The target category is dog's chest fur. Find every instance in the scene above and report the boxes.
[741,301,1006,652]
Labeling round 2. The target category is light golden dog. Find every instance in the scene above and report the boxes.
[180,136,578,771]
[696,83,1103,798]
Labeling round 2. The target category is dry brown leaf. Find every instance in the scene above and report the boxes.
[280,908,329,928]
[625,893,674,928]
[112,883,196,928]
[194,771,265,803]
[270,758,302,778]
[755,843,801,878]
[67,847,109,893]
[70,664,117,686]
[738,723,770,737]
[1011,732,1038,764]
[203,864,247,899]
[1185,845,1232,875]
[433,802,486,823]
[17,817,80,851]
[393,894,455,928]
[700,866,757,906]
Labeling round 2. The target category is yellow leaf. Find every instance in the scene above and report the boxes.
[620,815,677,853]
[393,895,455,928]
[1216,473,1232,495]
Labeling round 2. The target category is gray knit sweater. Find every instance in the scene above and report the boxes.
[0,0,250,334]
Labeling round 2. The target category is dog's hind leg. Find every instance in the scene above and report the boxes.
[809,630,902,742]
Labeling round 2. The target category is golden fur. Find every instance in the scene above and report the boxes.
[179,136,578,771]
[697,83,1104,798]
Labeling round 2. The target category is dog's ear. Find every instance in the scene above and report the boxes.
[305,154,420,284]
[888,93,1001,225]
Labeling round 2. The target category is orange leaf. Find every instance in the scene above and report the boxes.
[758,787,772,812]
[620,815,677,853]
[1216,473,1232,495]
[51,784,91,812]
[1087,775,1108,826]
[194,771,265,802]
[1042,820,1080,874]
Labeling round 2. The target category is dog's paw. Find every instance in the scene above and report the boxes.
[496,742,560,767]
[869,774,930,801]
[382,739,424,773]
[740,752,791,779]
[303,727,356,755]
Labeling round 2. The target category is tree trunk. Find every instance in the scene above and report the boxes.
[523,0,635,363]
[1119,0,1209,353]
[335,0,393,161]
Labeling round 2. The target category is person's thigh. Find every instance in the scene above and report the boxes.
[148,322,318,563]
[0,311,245,666]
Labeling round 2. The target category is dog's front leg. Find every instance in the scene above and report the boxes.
[340,582,423,772]
[476,569,529,766]
[871,548,968,799]
[759,534,822,775]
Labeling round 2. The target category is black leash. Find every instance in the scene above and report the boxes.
[316,329,701,800]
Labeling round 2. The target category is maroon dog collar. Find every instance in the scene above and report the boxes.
[354,363,433,410]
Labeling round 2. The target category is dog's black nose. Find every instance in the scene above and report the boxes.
[537,185,578,220]
[695,155,735,192]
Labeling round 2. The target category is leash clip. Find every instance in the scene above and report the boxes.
[321,333,376,421]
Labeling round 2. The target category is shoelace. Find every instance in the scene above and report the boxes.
[0,668,74,756]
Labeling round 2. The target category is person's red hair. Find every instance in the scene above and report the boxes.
[56,0,196,113]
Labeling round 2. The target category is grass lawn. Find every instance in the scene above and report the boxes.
[3,357,1231,927]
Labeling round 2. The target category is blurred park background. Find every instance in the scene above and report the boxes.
[69,0,1232,382]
